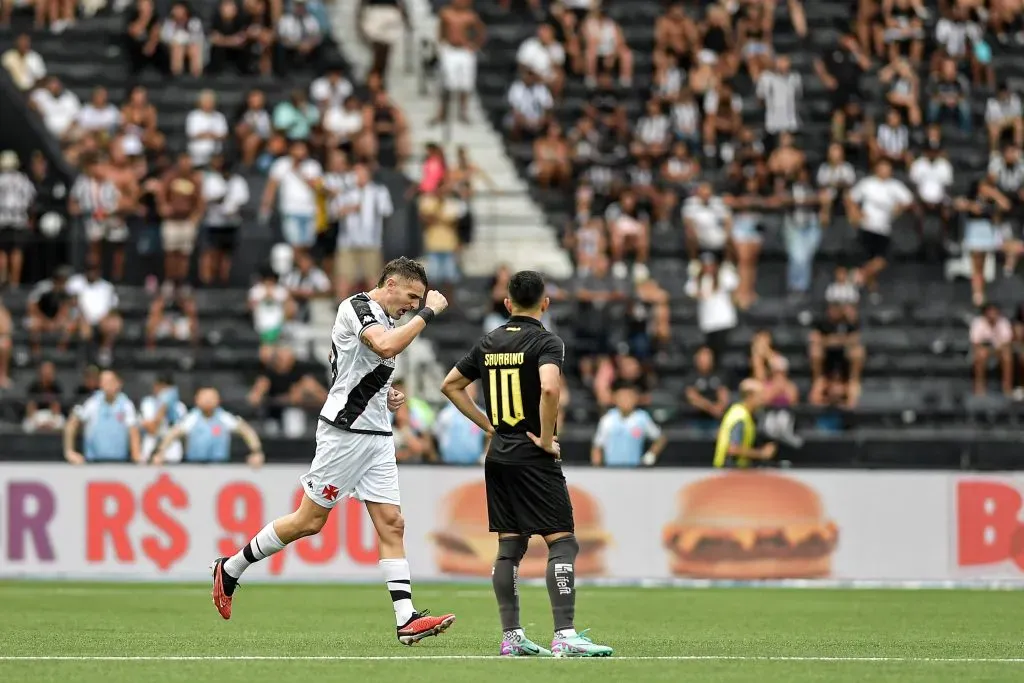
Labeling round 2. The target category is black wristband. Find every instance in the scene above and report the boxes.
[417,308,435,324]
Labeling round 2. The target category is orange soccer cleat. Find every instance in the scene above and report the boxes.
[396,610,456,645]
[210,557,235,620]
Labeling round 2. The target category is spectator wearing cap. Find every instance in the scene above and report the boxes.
[160,1,205,77]
[139,374,188,463]
[591,380,665,467]
[64,370,141,464]
[1,33,46,92]
[970,302,1014,396]
[0,151,35,288]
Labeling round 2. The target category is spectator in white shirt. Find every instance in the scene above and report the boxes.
[75,87,121,136]
[200,154,250,285]
[309,64,354,110]
[756,55,803,141]
[909,134,954,244]
[846,160,914,300]
[985,83,1023,152]
[161,1,206,77]
[516,23,566,97]
[278,0,323,73]
[281,249,331,356]
[581,5,633,86]
[29,77,81,141]
[248,266,296,354]
[261,140,323,254]
[506,69,553,140]
[1,34,46,92]
[683,182,732,264]
[685,256,738,362]
[186,90,229,168]
[816,143,857,219]
[970,302,1014,396]
[235,88,272,168]
[66,261,123,367]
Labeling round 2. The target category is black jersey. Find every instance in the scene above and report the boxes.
[455,315,565,464]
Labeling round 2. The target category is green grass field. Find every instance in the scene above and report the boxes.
[2,582,1022,683]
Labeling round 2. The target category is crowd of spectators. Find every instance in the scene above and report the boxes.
[495,0,1024,422]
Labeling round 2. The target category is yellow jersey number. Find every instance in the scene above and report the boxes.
[488,368,525,427]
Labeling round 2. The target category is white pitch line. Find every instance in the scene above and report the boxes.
[1,656,1022,663]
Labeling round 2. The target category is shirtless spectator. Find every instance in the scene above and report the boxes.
[159,152,205,283]
[655,2,698,82]
[96,141,140,282]
[433,0,486,125]
[26,266,75,355]
[582,5,633,87]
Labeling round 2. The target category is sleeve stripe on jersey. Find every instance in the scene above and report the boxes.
[351,293,382,334]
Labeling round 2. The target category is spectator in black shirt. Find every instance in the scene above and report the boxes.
[685,346,730,428]
[814,32,871,135]
[247,346,327,424]
[124,0,161,74]
[927,58,972,132]
[587,71,628,141]
[243,0,276,76]
[572,254,627,381]
[809,302,865,408]
[25,360,64,432]
[209,0,252,74]
[75,364,101,399]
[28,151,69,281]
[26,266,74,355]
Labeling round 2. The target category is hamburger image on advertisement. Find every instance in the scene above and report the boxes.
[430,481,609,578]
[662,471,839,579]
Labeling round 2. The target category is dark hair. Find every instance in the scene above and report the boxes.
[611,379,637,394]
[155,372,175,386]
[507,270,546,310]
[378,256,428,288]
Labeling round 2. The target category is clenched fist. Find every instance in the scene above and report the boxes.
[387,388,406,411]
[424,290,449,315]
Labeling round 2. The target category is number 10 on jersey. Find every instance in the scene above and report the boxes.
[489,368,524,427]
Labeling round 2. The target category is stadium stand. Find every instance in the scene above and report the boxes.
[0,0,1022,468]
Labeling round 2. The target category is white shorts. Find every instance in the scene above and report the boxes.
[300,420,401,509]
[440,45,477,93]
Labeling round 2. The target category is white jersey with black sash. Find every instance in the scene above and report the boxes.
[319,293,397,435]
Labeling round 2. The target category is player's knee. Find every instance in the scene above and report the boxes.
[379,509,405,541]
[545,534,579,562]
[496,536,529,563]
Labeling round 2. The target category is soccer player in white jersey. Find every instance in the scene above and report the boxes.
[211,257,456,645]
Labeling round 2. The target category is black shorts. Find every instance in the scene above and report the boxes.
[203,226,238,252]
[314,222,339,259]
[0,225,28,251]
[485,458,574,536]
[859,229,891,261]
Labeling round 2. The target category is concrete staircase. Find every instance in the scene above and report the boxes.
[328,0,571,278]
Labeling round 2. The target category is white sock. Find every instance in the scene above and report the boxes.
[223,522,286,579]
[555,628,577,639]
[380,558,416,626]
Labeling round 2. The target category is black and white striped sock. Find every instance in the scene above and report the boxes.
[223,522,287,582]
[381,558,416,626]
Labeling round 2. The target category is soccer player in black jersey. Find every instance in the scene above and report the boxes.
[441,270,613,658]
